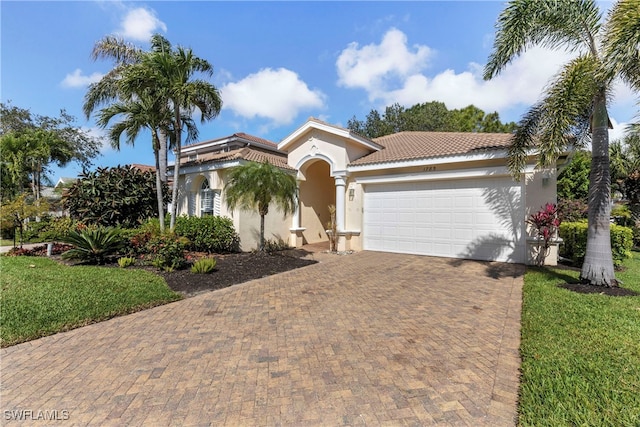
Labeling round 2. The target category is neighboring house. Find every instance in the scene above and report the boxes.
[176,119,567,265]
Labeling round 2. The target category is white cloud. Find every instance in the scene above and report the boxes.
[220,68,326,125]
[117,7,166,41]
[336,27,433,95]
[336,28,577,116]
[61,69,104,88]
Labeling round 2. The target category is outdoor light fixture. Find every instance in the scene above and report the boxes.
[349,188,355,200]
[542,171,551,187]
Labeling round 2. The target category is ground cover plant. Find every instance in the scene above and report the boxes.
[518,252,640,426]
[0,256,182,347]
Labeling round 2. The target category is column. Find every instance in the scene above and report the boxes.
[334,175,346,232]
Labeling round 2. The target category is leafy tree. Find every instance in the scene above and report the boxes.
[0,103,101,202]
[63,166,169,228]
[557,150,591,201]
[347,101,516,138]
[0,194,49,247]
[484,0,639,287]
[224,161,298,251]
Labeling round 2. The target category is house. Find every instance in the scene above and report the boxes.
[175,118,567,265]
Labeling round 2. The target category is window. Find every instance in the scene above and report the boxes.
[199,179,220,217]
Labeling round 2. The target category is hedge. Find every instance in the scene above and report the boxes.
[559,221,633,269]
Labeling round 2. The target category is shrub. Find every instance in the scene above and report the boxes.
[60,227,125,265]
[557,198,588,222]
[117,256,135,268]
[146,234,189,271]
[559,221,633,269]
[4,243,73,257]
[63,166,170,228]
[191,257,217,274]
[263,238,291,253]
[174,216,240,253]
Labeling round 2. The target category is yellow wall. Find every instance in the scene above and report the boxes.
[299,160,334,244]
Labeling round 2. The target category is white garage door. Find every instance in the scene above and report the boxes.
[363,177,525,263]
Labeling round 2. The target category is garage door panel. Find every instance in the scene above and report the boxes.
[363,178,524,263]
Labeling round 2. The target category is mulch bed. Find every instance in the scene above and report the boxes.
[159,251,317,297]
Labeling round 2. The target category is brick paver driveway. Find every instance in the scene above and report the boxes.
[1,251,524,426]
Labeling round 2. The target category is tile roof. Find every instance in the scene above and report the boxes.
[184,133,278,149]
[350,131,515,166]
[183,147,293,170]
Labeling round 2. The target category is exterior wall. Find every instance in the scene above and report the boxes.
[286,129,372,173]
[177,168,292,252]
[524,168,559,265]
[235,207,293,251]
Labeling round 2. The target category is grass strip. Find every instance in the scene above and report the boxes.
[519,253,640,426]
[1,256,182,347]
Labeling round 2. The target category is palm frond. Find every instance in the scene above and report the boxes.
[484,0,601,80]
[603,0,640,91]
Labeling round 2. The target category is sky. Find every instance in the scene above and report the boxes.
[1,1,637,182]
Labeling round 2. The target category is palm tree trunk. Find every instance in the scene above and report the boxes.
[580,91,616,286]
[159,130,168,183]
[260,214,265,251]
[153,144,165,233]
[169,108,181,232]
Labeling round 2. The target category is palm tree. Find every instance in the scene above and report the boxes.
[224,161,298,251]
[484,0,639,287]
[141,37,223,231]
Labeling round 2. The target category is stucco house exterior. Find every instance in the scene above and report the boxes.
[175,118,566,265]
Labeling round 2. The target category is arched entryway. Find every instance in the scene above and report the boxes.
[298,159,334,245]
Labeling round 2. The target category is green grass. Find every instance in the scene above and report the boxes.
[519,252,640,426]
[0,256,182,347]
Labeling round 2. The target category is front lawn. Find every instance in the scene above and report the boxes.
[519,252,640,426]
[0,256,182,347]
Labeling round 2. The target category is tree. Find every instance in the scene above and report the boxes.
[0,103,101,202]
[224,161,298,251]
[557,150,591,201]
[84,35,208,232]
[0,194,49,247]
[347,101,516,138]
[139,36,223,232]
[63,166,169,228]
[484,0,639,287]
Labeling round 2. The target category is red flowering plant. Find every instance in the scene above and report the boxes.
[528,203,561,264]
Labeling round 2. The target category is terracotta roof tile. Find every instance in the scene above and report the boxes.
[350,131,514,166]
[184,133,278,149]
[184,147,293,170]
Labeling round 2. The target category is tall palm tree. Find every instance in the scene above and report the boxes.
[224,161,298,251]
[141,37,222,231]
[484,0,639,287]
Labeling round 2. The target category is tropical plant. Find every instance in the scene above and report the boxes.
[173,215,240,253]
[225,161,298,251]
[63,166,169,228]
[84,35,219,233]
[145,234,189,271]
[527,203,561,265]
[60,227,124,265]
[484,0,640,286]
[0,102,101,202]
[191,257,217,274]
[117,256,136,268]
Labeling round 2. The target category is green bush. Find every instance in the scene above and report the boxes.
[262,238,291,253]
[191,257,217,274]
[63,166,170,228]
[146,234,189,271]
[117,256,135,268]
[559,221,633,269]
[174,216,240,253]
[60,227,125,265]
